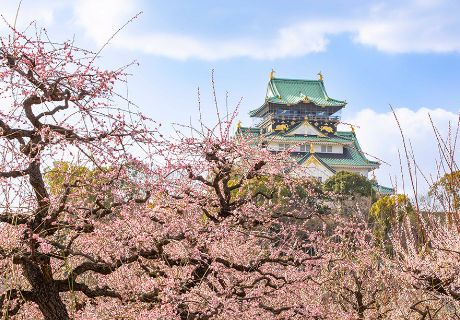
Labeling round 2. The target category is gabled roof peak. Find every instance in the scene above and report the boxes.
[265,77,346,108]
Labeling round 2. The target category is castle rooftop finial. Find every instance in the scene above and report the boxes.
[317,71,323,81]
[269,69,276,80]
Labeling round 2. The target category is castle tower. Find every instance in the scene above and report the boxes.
[238,72,381,183]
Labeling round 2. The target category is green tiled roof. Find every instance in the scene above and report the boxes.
[372,183,395,195]
[294,148,378,168]
[279,130,379,168]
[266,78,346,107]
[336,131,355,138]
[235,126,379,169]
[337,131,363,151]
[236,126,261,137]
[249,78,346,117]
[237,127,354,144]
[283,121,303,135]
[248,104,267,117]
[318,147,378,168]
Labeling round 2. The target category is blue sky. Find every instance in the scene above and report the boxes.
[1,0,459,194]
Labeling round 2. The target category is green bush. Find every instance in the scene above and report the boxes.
[323,171,373,197]
[370,194,414,244]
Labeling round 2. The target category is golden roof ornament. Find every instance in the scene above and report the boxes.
[269,69,276,80]
[310,143,315,153]
[317,71,323,81]
[236,120,242,129]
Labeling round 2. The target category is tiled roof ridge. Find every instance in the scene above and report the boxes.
[269,77,346,102]
[268,79,281,98]
[271,129,354,141]
[283,122,304,135]
[271,77,322,82]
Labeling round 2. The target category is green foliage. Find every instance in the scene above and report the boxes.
[230,173,329,214]
[45,161,93,195]
[429,170,460,210]
[323,171,373,197]
[370,194,414,244]
[44,161,113,208]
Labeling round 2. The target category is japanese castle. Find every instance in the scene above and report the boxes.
[238,71,392,194]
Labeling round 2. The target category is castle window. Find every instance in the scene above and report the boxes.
[278,143,290,151]
[299,144,309,152]
[321,145,333,153]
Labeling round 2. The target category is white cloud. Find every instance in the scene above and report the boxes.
[112,22,341,61]
[352,1,460,54]
[72,0,140,45]
[340,107,459,194]
[70,0,342,60]
[0,0,60,30]
[3,0,460,60]
[67,0,460,60]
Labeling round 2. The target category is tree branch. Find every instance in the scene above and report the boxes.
[0,168,31,178]
[56,280,121,299]
[0,211,30,225]
[0,288,35,317]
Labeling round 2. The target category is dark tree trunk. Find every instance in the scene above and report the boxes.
[21,259,69,320]
[20,129,68,319]
[35,290,69,320]
[28,159,50,230]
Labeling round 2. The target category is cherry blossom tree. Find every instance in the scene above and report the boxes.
[0,23,159,319]
[386,216,460,318]
[314,220,397,319]
[3,18,459,320]
[385,114,460,319]
[0,22,339,319]
[150,118,334,319]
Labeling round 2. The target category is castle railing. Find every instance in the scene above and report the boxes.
[256,114,341,126]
